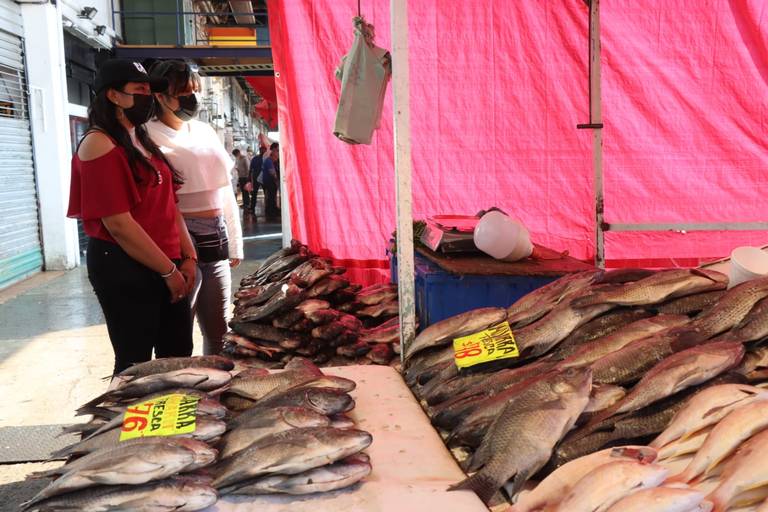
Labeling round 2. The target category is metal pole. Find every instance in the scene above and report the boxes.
[589,0,605,268]
[390,0,416,363]
[175,0,182,46]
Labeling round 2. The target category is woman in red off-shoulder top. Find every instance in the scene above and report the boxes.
[67,59,198,375]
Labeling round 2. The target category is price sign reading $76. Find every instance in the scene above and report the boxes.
[120,393,200,441]
[453,321,520,369]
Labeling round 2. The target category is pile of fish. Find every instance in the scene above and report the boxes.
[24,355,373,510]
[224,241,402,368]
[510,383,768,512]
[402,267,768,505]
[213,357,373,497]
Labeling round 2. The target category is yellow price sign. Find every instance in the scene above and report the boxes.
[453,321,520,369]
[119,393,200,441]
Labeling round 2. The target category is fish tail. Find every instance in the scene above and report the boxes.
[49,444,76,459]
[448,470,500,505]
[26,468,56,480]
[76,392,112,413]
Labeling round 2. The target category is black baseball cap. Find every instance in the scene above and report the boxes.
[94,59,168,94]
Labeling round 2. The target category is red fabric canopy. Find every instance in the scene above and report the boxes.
[268,0,768,282]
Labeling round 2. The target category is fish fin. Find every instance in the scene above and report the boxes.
[76,391,113,413]
[448,469,503,505]
[48,444,77,459]
[689,268,722,283]
[26,468,60,480]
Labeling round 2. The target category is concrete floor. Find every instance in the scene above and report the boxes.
[0,212,281,510]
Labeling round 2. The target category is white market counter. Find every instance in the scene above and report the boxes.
[207,364,487,512]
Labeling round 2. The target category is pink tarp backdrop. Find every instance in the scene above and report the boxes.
[268,0,768,281]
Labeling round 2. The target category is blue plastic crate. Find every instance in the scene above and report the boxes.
[390,252,558,329]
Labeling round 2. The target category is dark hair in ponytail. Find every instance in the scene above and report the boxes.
[149,60,201,96]
[86,83,184,185]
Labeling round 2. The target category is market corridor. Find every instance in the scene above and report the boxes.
[0,217,281,510]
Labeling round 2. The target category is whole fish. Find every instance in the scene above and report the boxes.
[596,268,657,284]
[236,284,304,323]
[259,375,357,401]
[356,285,398,306]
[706,429,768,511]
[513,297,615,360]
[656,426,711,460]
[678,276,768,342]
[447,369,568,449]
[79,368,232,410]
[253,386,355,416]
[578,384,626,423]
[29,438,215,481]
[449,367,592,505]
[330,414,356,429]
[509,446,657,512]
[222,332,283,359]
[555,386,700,468]
[421,368,487,406]
[76,388,212,418]
[51,416,226,458]
[604,487,709,512]
[656,290,725,316]
[356,301,399,318]
[336,340,372,358]
[506,270,603,328]
[366,343,394,365]
[430,360,558,430]
[728,296,768,342]
[236,281,284,308]
[554,461,669,512]
[220,457,371,495]
[306,308,342,325]
[306,275,350,299]
[81,397,226,440]
[221,406,331,459]
[583,341,745,433]
[404,307,507,363]
[674,398,768,482]
[25,440,217,506]
[289,259,333,288]
[560,315,690,369]
[360,317,401,344]
[213,427,372,489]
[549,309,656,361]
[296,299,331,314]
[226,366,322,401]
[252,251,309,284]
[572,269,727,308]
[252,241,303,275]
[590,330,696,386]
[404,344,457,385]
[272,309,306,329]
[21,477,218,512]
[651,383,768,449]
[115,355,234,380]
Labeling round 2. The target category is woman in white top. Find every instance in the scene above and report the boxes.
[146,60,243,355]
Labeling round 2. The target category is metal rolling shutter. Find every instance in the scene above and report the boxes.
[0,0,42,289]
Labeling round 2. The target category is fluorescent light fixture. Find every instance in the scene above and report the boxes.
[79,7,98,20]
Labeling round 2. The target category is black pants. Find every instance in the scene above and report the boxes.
[264,180,279,218]
[87,238,193,374]
[238,177,251,209]
[249,181,261,214]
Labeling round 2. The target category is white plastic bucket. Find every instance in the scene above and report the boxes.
[729,246,768,288]
[474,211,533,262]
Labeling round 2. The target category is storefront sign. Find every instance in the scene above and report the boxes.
[119,393,200,441]
[453,321,520,369]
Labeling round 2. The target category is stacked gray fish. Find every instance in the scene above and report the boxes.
[402,267,768,505]
[224,240,402,368]
[23,355,235,511]
[213,357,373,497]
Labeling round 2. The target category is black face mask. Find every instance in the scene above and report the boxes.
[122,93,155,126]
[172,93,200,122]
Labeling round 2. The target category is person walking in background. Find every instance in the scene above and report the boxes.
[147,60,244,356]
[67,59,196,374]
[262,142,281,219]
[233,149,251,211]
[248,144,266,216]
